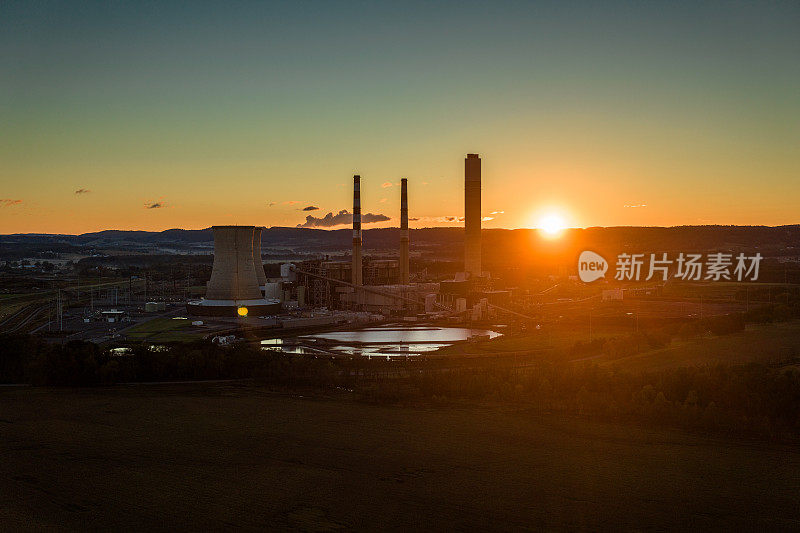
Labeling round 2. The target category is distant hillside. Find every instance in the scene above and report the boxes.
[2,226,799,261]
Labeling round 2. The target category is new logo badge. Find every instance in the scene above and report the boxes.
[578,250,608,282]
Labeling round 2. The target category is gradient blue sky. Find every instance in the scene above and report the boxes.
[2,0,798,233]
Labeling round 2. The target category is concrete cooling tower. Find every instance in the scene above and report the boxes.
[253,226,267,289]
[187,225,280,317]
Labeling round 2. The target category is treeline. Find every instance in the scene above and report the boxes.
[1,316,799,440]
[0,336,335,386]
[569,303,799,362]
[360,360,800,440]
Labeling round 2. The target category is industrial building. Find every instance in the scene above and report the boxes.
[429,152,506,317]
[290,173,435,314]
[293,155,497,317]
[186,154,496,320]
[187,226,281,317]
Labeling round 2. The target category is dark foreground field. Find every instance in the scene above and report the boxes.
[1,384,798,531]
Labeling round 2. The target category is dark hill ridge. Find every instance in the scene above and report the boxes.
[2,226,799,257]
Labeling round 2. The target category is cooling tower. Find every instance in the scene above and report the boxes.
[252,226,267,288]
[186,225,280,316]
[352,175,363,288]
[464,154,482,278]
[205,226,263,300]
[400,178,410,285]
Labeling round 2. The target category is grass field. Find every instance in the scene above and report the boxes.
[435,324,633,356]
[601,321,800,372]
[439,319,800,372]
[1,384,798,530]
[124,317,204,342]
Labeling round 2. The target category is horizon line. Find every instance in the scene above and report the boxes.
[3,223,799,237]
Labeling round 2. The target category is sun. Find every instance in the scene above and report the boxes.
[537,213,567,239]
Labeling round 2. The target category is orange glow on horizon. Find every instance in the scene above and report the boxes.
[529,208,570,239]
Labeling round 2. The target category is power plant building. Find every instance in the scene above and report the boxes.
[183,152,496,319]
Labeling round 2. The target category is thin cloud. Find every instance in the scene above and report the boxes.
[283,200,300,205]
[412,215,463,224]
[302,205,319,211]
[297,209,390,228]
[144,202,163,209]
[267,202,277,207]
[490,210,504,215]
[363,213,390,223]
[624,204,647,208]
[74,188,91,195]
[379,198,387,203]
[0,199,22,207]
[482,216,494,222]
[381,181,393,188]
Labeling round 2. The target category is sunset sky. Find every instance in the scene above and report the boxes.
[1,1,798,234]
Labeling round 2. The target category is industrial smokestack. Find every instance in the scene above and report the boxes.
[400,178,409,285]
[352,175,363,289]
[464,154,482,278]
[252,226,267,288]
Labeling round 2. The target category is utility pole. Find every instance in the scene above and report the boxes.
[57,289,63,331]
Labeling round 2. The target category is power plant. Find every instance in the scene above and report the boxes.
[185,153,502,319]
[187,225,280,316]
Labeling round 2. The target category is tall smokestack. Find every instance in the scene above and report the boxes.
[352,175,363,290]
[464,154,482,278]
[400,178,410,285]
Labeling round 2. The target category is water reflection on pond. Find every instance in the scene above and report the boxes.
[261,326,501,358]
